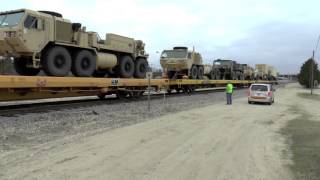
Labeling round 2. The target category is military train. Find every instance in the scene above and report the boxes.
[160,47,277,81]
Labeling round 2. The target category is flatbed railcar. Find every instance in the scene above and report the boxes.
[0,75,277,102]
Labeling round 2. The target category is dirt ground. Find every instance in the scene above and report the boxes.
[0,83,319,180]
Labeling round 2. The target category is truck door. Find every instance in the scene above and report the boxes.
[23,14,48,52]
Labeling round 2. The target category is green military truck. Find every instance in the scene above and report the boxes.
[160,47,204,79]
[0,9,148,77]
[211,59,244,80]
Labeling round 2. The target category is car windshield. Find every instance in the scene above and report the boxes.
[251,85,268,91]
[161,50,187,58]
[0,11,24,27]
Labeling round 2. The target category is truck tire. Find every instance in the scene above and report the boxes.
[209,70,215,79]
[134,58,148,78]
[14,58,40,76]
[43,46,72,76]
[117,55,134,78]
[72,50,96,77]
[190,65,197,79]
[216,71,221,80]
[231,72,237,80]
[167,71,176,79]
[197,66,204,79]
[210,70,220,80]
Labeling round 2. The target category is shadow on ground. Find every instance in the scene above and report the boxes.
[281,104,320,180]
[297,92,320,101]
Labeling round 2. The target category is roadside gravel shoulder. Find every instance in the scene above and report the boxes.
[0,89,245,152]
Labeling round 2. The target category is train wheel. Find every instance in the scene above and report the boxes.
[131,91,143,98]
[72,50,96,77]
[118,56,134,78]
[190,65,198,79]
[14,58,40,76]
[197,66,204,79]
[116,91,128,99]
[97,94,106,100]
[134,58,148,78]
[43,46,72,76]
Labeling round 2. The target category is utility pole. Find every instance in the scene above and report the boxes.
[146,71,152,112]
[311,35,320,95]
[311,51,315,95]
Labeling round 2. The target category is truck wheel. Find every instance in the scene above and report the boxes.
[209,70,215,79]
[232,72,237,80]
[43,46,72,76]
[190,66,198,79]
[14,58,40,76]
[134,58,148,78]
[198,66,204,79]
[167,71,175,79]
[216,71,221,80]
[72,50,96,77]
[118,56,134,78]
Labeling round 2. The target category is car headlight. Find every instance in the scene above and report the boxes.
[4,31,17,38]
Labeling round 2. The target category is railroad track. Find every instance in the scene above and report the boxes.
[0,88,230,117]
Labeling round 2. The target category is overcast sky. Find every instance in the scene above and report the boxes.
[2,0,320,74]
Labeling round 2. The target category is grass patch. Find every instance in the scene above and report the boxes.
[282,106,320,180]
[297,92,320,101]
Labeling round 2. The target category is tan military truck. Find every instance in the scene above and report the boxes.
[160,47,203,79]
[242,64,255,80]
[255,64,269,80]
[268,66,278,80]
[0,9,148,77]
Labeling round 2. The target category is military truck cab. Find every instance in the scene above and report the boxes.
[0,9,149,78]
[160,47,203,79]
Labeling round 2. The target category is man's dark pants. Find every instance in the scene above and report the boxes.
[226,93,232,105]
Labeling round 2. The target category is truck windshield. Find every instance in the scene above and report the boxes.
[0,12,25,27]
[161,50,187,58]
[215,60,232,66]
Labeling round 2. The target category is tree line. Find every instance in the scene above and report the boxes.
[298,58,320,88]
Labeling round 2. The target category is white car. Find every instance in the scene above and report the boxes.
[248,83,275,105]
